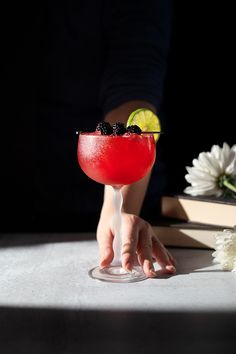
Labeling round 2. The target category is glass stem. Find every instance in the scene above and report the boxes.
[111,187,123,266]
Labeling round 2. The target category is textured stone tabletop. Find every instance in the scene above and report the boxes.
[1,232,236,354]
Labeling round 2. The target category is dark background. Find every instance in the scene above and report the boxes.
[1,1,234,231]
[160,1,234,193]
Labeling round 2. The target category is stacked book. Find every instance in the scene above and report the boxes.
[153,194,236,249]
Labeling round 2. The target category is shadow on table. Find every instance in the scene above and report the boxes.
[0,234,217,274]
[0,232,96,248]
[164,247,221,276]
[0,306,235,354]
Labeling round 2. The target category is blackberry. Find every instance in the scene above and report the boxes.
[112,122,127,135]
[127,125,142,134]
[96,121,113,135]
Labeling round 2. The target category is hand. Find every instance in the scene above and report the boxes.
[97,212,176,278]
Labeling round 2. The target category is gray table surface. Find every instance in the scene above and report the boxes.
[1,232,236,354]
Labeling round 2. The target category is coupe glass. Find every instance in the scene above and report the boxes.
[77,131,156,283]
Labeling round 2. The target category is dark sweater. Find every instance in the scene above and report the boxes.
[2,0,173,231]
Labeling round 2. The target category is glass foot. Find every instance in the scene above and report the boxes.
[88,265,147,283]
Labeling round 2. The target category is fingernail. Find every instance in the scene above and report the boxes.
[166,265,176,273]
[125,262,133,273]
[150,270,157,278]
[99,260,107,269]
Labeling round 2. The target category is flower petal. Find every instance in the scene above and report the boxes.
[192,158,208,172]
[221,143,233,171]
[231,145,236,153]
[184,143,236,198]
[185,176,216,189]
[211,145,221,160]
[198,153,219,177]
[212,230,236,272]
[184,185,222,197]
[206,152,222,175]
[185,166,216,181]
[225,150,236,175]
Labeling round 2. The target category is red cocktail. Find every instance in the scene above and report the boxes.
[77,129,157,283]
[78,132,156,187]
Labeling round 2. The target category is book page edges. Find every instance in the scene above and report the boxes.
[161,196,236,227]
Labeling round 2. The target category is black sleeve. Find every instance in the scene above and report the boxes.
[100,0,173,115]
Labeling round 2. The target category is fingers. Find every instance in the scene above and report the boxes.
[97,230,114,269]
[121,216,139,272]
[121,216,176,277]
[152,236,176,274]
[137,226,156,278]
[166,248,177,267]
[97,213,177,278]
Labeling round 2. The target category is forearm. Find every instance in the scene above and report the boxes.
[101,100,156,217]
[101,173,151,219]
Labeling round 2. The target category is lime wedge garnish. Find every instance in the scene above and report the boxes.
[127,108,161,142]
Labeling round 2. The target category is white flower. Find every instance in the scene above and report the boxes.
[184,143,236,197]
[212,229,236,272]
